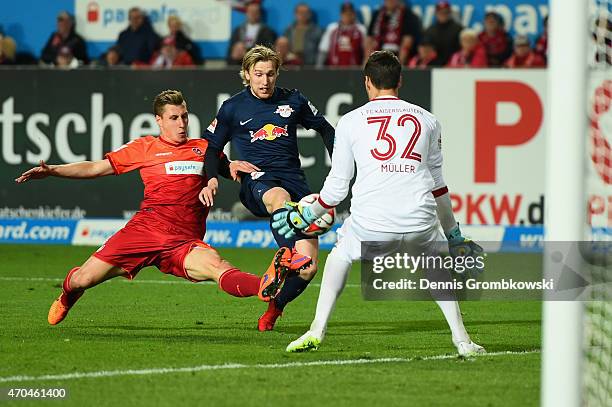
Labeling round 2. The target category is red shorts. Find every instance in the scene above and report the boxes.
[92,211,213,282]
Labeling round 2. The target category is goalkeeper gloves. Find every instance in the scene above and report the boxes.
[447,224,485,277]
[271,201,318,239]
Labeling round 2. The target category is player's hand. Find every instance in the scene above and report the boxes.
[199,178,219,207]
[447,224,485,277]
[229,160,260,182]
[15,160,53,183]
[271,201,317,239]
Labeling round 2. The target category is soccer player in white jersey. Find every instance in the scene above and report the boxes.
[272,50,485,356]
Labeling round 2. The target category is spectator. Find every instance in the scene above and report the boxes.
[447,28,487,67]
[535,15,548,63]
[407,37,442,68]
[423,1,462,66]
[504,35,545,68]
[318,2,366,67]
[167,15,203,65]
[366,0,422,65]
[478,12,512,66]
[283,3,322,65]
[228,41,247,66]
[0,30,16,65]
[55,46,79,69]
[227,1,276,64]
[41,11,88,65]
[275,36,301,66]
[98,45,123,67]
[117,7,160,65]
[150,36,195,68]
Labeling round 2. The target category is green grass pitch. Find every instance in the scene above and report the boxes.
[0,245,542,406]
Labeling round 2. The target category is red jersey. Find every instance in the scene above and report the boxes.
[326,24,364,66]
[447,45,488,68]
[504,51,546,68]
[105,135,210,238]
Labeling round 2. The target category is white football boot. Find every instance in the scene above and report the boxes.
[453,339,486,357]
[286,331,322,353]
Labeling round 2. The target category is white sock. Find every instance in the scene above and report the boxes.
[435,300,470,343]
[309,250,352,339]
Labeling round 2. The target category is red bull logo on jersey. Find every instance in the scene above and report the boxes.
[249,124,289,143]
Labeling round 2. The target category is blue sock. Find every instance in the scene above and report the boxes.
[274,273,311,310]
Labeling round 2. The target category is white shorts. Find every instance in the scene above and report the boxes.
[332,216,445,264]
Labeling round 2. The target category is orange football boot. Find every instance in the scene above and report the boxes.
[48,291,83,325]
[258,248,312,302]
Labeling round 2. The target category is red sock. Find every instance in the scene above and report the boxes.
[60,267,84,306]
[218,268,260,297]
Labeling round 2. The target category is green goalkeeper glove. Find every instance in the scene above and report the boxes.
[447,224,485,276]
[271,202,318,239]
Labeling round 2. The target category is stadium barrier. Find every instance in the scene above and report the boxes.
[0,217,566,252]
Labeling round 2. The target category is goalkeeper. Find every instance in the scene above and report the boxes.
[272,50,485,356]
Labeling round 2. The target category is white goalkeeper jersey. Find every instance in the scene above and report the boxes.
[318,96,446,233]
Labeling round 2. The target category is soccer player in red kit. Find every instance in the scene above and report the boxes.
[15,90,311,325]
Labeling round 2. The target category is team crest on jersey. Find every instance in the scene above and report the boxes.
[207,118,217,133]
[274,105,294,118]
[192,147,203,156]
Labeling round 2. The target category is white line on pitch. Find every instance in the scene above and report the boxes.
[0,276,360,288]
[0,350,540,383]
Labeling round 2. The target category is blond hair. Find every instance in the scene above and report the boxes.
[239,45,282,86]
[153,90,185,116]
[167,15,182,29]
[459,28,478,41]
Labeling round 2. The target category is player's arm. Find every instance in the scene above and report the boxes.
[217,153,260,182]
[428,120,483,269]
[272,116,354,237]
[15,159,114,183]
[427,121,456,236]
[202,104,233,205]
[298,93,335,157]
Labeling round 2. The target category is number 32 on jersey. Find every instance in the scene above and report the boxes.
[367,115,422,162]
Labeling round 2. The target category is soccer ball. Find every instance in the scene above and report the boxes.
[298,193,335,237]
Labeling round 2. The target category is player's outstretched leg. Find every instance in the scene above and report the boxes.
[184,243,277,298]
[48,256,125,325]
[259,218,319,331]
[48,267,84,325]
[286,249,351,350]
[258,246,313,331]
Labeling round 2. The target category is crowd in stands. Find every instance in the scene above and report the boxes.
[0,0,552,69]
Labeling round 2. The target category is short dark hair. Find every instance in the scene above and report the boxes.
[153,90,185,116]
[364,51,401,90]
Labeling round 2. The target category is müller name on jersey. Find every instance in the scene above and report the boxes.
[380,163,416,173]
